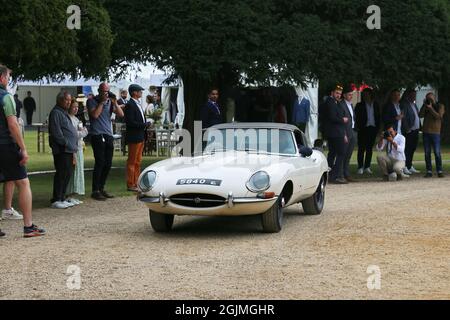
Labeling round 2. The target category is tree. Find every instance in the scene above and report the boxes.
[0,0,113,80]
[106,0,450,139]
[106,0,335,136]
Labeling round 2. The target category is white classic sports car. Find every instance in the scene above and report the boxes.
[137,123,329,233]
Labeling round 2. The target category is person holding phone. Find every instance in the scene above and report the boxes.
[419,93,445,178]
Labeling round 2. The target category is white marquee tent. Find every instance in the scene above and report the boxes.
[12,73,185,125]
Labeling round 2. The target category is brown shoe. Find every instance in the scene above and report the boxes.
[345,176,355,183]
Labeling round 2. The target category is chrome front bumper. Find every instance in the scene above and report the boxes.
[138,192,278,216]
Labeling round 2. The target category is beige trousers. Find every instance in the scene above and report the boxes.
[377,154,405,175]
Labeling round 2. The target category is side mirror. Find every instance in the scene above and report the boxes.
[299,146,313,157]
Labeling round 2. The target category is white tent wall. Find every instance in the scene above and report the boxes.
[161,86,170,123]
[295,83,319,147]
[16,85,77,124]
[175,78,185,126]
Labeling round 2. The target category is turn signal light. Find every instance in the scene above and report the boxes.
[257,192,275,199]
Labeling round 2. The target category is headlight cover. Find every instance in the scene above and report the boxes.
[139,170,157,192]
[246,171,270,193]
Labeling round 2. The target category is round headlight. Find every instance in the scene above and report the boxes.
[139,170,157,192]
[246,171,270,193]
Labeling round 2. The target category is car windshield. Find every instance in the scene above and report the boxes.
[204,128,297,155]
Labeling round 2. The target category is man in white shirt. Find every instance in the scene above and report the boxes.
[376,124,408,181]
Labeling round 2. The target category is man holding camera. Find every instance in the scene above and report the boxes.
[419,93,445,178]
[87,83,124,201]
[376,124,408,181]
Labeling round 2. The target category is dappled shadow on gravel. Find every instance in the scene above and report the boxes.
[134,207,307,240]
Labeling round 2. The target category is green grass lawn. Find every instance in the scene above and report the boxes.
[7,130,164,209]
[5,130,450,210]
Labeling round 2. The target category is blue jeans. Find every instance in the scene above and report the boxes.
[423,133,442,173]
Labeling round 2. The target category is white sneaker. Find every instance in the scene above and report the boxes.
[66,198,82,205]
[2,208,23,220]
[399,172,410,180]
[409,166,421,174]
[403,168,412,175]
[388,172,398,181]
[364,168,373,174]
[62,201,76,208]
[51,201,70,209]
[357,168,364,175]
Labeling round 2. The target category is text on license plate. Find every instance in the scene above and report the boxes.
[177,179,222,186]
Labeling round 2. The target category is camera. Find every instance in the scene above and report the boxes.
[424,98,432,105]
[383,130,391,139]
[108,91,116,99]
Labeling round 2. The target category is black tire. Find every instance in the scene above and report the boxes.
[261,194,284,233]
[301,175,326,215]
[149,210,174,232]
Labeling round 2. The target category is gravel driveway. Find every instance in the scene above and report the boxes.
[1,176,449,299]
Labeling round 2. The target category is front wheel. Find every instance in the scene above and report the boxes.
[149,210,174,232]
[261,194,284,233]
[301,175,326,215]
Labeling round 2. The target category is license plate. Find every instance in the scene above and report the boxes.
[176,179,222,186]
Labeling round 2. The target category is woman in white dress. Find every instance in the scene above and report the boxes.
[66,100,88,203]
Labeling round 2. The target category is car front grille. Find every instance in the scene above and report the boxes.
[170,193,226,208]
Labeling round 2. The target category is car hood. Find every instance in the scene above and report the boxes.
[141,151,295,197]
[149,151,291,177]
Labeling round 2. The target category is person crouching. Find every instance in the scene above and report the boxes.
[376,123,409,182]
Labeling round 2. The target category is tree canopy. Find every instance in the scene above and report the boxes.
[2,0,450,136]
[106,0,450,87]
[104,0,450,133]
[0,0,113,80]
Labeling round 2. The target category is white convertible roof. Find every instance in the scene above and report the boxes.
[211,122,301,132]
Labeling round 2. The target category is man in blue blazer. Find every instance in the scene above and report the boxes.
[382,89,403,133]
[201,88,222,129]
[124,84,147,192]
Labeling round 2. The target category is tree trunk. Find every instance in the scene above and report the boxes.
[438,87,450,144]
[181,71,210,155]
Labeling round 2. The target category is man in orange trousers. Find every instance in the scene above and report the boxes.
[124,84,147,192]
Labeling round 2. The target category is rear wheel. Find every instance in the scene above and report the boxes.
[261,194,284,233]
[149,210,174,232]
[301,175,326,215]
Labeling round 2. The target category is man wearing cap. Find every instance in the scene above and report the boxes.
[87,82,124,200]
[124,84,147,192]
[339,85,356,182]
